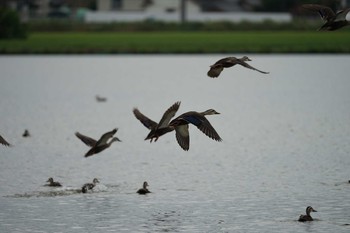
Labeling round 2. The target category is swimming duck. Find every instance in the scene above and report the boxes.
[137,181,151,195]
[75,128,121,158]
[22,129,30,137]
[81,178,99,193]
[0,134,11,146]
[298,206,317,222]
[207,56,269,78]
[302,4,350,31]
[169,109,222,151]
[46,177,62,187]
[133,101,180,142]
[96,95,107,102]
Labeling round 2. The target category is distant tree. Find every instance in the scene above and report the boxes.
[88,0,97,11]
[0,8,27,39]
[257,0,295,11]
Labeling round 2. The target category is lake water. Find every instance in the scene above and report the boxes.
[0,55,349,233]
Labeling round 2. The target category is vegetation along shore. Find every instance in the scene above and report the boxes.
[1,11,350,54]
[1,30,350,54]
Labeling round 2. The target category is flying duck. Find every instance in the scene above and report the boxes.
[169,109,222,151]
[207,56,269,78]
[75,128,121,157]
[133,101,180,142]
[137,181,151,195]
[298,206,317,222]
[302,4,350,31]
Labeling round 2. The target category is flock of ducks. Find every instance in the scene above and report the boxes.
[1,3,349,222]
[133,102,223,151]
[45,177,150,195]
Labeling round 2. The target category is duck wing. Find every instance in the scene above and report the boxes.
[302,4,336,22]
[0,135,11,146]
[82,183,95,192]
[157,101,181,128]
[207,64,224,78]
[208,57,238,78]
[174,125,190,151]
[75,132,97,147]
[237,60,269,74]
[133,108,158,130]
[214,57,239,67]
[182,114,222,142]
[197,120,222,142]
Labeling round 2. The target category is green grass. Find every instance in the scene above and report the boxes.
[1,31,350,54]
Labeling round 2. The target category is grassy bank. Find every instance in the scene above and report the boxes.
[1,31,350,54]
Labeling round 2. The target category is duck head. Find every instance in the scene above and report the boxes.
[47,177,54,183]
[110,137,121,143]
[241,56,251,62]
[201,109,220,115]
[306,206,317,215]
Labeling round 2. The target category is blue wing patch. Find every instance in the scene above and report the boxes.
[183,115,202,126]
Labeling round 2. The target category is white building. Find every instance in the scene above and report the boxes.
[87,0,291,23]
[97,0,200,13]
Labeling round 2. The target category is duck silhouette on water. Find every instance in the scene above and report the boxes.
[22,129,30,137]
[298,206,317,222]
[45,177,62,187]
[81,178,99,193]
[137,181,151,195]
[95,95,107,102]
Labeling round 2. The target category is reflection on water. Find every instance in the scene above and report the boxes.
[149,210,182,232]
[8,189,80,198]
[0,55,350,233]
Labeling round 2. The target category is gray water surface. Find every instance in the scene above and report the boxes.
[0,55,349,232]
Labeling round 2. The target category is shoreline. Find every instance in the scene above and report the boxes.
[1,31,350,54]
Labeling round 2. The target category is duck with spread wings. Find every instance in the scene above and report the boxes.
[169,109,222,151]
[133,101,181,142]
[207,56,269,78]
[75,128,121,157]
